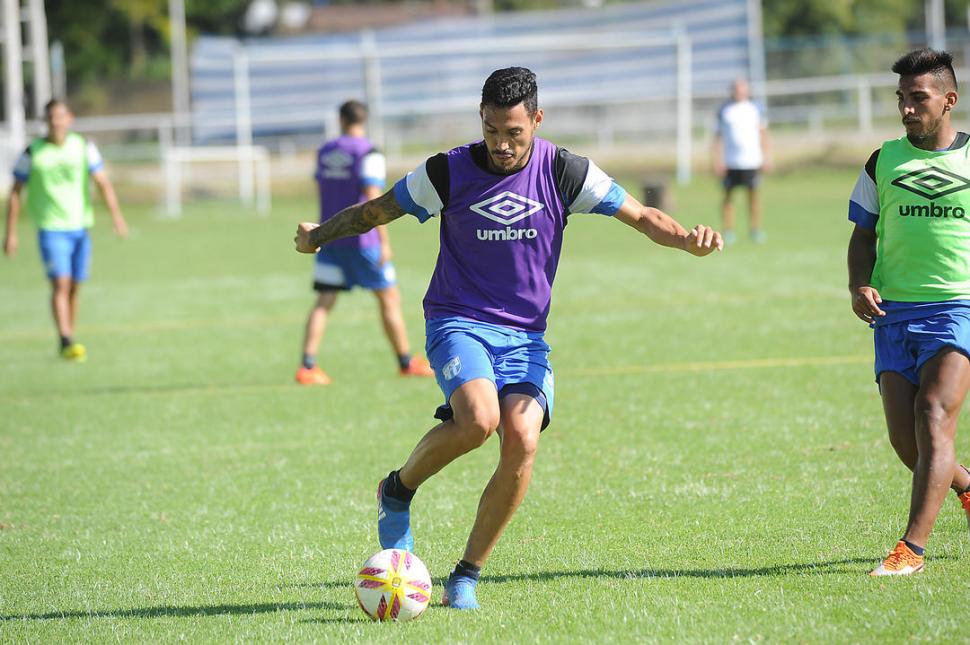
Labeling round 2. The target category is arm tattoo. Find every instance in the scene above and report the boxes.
[309,190,407,248]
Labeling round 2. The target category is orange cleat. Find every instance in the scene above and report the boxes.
[869,541,924,577]
[399,356,434,377]
[295,365,332,385]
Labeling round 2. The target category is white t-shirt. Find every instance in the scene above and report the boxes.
[716,100,766,170]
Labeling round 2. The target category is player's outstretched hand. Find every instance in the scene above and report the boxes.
[683,225,723,256]
[295,222,321,254]
[3,233,17,258]
[851,285,885,324]
[112,216,129,239]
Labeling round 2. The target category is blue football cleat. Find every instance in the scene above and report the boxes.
[377,478,414,552]
[442,573,480,610]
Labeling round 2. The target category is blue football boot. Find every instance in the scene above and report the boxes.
[442,572,480,610]
[377,478,413,552]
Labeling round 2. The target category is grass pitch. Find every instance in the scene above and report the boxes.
[1,167,968,643]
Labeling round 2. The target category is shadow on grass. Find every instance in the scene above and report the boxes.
[286,554,955,591]
[0,601,350,622]
[299,617,370,625]
[485,556,955,583]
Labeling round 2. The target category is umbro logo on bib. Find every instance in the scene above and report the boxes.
[470,191,544,225]
[471,191,543,241]
[892,167,970,200]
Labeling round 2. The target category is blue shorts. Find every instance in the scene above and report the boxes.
[313,245,396,291]
[425,317,555,430]
[38,229,91,281]
[874,309,970,385]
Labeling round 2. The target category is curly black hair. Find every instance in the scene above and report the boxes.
[481,67,538,115]
[892,48,957,91]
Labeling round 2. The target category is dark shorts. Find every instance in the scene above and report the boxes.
[723,168,761,190]
[874,310,970,386]
[312,245,396,292]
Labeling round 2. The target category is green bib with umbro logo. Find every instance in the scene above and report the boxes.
[872,135,970,301]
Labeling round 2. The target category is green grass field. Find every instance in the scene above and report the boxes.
[2,167,968,643]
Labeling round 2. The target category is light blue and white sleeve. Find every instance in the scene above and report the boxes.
[86,141,105,174]
[360,151,386,189]
[848,169,879,230]
[393,160,443,223]
[569,160,627,216]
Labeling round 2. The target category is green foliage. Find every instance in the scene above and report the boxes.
[45,0,246,90]
[1,170,969,641]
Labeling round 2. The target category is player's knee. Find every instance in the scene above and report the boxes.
[501,426,539,464]
[916,396,955,430]
[455,406,500,447]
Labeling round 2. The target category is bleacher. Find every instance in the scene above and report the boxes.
[190,0,761,145]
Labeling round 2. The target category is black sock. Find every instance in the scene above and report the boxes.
[452,559,481,581]
[302,354,316,370]
[902,539,925,556]
[60,335,72,350]
[397,353,413,370]
[382,470,415,503]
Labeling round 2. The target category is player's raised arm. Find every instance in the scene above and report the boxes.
[294,189,406,254]
[613,193,723,256]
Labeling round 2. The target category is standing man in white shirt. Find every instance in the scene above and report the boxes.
[712,78,771,244]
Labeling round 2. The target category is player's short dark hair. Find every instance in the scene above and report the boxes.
[44,98,69,116]
[339,100,368,125]
[481,67,538,115]
[892,48,958,91]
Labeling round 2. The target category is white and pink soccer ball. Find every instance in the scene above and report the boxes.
[354,549,432,622]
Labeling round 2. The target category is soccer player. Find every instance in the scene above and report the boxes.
[712,78,770,244]
[295,68,722,607]
[296,100,432,384]
[847,48,970,576]
[3,99,127,361]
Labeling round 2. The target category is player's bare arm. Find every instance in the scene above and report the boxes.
[3,180,23,258]
[614,194,723,256]
[295,190,406,254]
[92,170,127,239]
[847,224,885,323]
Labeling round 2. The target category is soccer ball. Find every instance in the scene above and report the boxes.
[354,548,432,621]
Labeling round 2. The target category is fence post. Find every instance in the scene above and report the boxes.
[857,77,872,135]
[676,29,693,185]
[233,43,255,206]
[361,30,385,150]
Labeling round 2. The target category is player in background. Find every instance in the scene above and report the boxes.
[847,48,970,576]
[295,68,722,608]
[296,100,432,385]
[711,78,770,244]
[3,99,127,361]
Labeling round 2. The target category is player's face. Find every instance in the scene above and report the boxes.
[897,73,956,142]
[46,104,73,141]
[480,102,543,173]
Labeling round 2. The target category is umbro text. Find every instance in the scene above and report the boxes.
[476,227,539,241]
[898,203,966,218]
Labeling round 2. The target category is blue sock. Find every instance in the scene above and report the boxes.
[60,335,72,350]
[902,539,925,556]
[397,353,412,370]
[302,354,316,370]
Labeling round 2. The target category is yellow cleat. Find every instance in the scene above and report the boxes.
[60,343,87,362]
[869,541,924,577]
